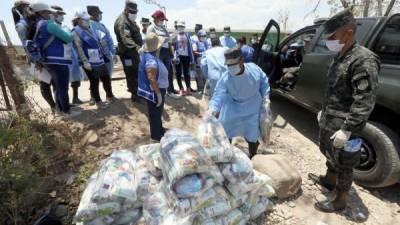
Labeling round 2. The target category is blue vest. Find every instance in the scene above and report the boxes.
[36,20,72,65]
[74,26,105,67]
[138,52,159,103]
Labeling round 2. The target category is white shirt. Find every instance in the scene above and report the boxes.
[177,33,189,56]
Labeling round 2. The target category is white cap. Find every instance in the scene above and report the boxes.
[30,1,51,13]
[74,9,90,20]
[176,20,185,27]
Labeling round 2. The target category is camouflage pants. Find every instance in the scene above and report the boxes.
[319,128,361,192]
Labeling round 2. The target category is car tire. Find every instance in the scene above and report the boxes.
[353,122,400,188]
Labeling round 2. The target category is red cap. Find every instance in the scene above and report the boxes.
[152,10,168,21]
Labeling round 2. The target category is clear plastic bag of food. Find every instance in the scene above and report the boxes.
[113,208,142,225]
[197,114,234,163]
[137,144,163,177]
[160,129,217,189]
[164,184,218,216]
[219,147,254,184]
[143,191,193,225]
[224,209,243,225]
[91,157,137,204]
[240,196,273,219]
[251,170,276,197]
[135,159,162,203]
[259,100,273,146]
[74,173,122,223]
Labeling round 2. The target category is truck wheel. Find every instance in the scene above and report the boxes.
[353,122,400,188]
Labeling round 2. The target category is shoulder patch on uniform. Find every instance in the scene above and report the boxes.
[356,79,370,91]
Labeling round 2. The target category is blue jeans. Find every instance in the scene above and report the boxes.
[159,48,175,92]
[146,88,166,141]
[46,64,70,113]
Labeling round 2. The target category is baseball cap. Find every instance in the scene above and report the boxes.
[224,47,243,65]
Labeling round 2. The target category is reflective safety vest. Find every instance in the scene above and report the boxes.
[138,52,159,103]
[36,20,72,65]
[74,26,105,67]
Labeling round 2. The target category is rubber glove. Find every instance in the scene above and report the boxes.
[317,111,322,123]
[330,130,351,149]
[156,92,163,107]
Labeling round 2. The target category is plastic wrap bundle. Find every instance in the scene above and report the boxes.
[74,173,121,223]
[160,129,222,198]
[251,170,276,198]
[143,191,193,225]
[259,100,273,146]
[134,158,162,203]
[137,144,163,177]
[195,209,249,225]
[197,186,233,219]
[197,114,234,163]
[240,196,273,220]
[91,159,137,204]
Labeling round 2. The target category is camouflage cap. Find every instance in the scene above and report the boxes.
[224,46,243,65]
[324,7,356,38]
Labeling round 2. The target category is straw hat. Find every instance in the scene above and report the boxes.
[141,32,165,52]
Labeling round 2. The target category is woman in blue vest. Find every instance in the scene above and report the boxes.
[138,32,169,141]
[32,2,81,117]
[172,20,195,96]
[72,10,115,109]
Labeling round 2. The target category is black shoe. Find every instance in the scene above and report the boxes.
[315,191,348,213]
[72,98,84,105]
[308,173,336,191]
[89,98,96,106]
[190,88,198,93]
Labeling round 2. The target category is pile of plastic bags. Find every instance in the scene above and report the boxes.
[74,114,275,225]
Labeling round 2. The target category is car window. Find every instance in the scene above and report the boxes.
[373,15,400,65]
[261,26,279,53]
[279,30,316,68]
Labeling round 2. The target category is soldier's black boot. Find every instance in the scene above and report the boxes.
[315,190,348,213]
[308,170,336,191]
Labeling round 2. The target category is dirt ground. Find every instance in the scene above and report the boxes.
[27,67,400,225]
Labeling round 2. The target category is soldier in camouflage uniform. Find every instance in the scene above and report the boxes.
[308,8,380,213]
[114,0,143,102]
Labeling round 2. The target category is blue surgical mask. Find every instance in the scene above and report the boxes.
[55,15,64,24]
[228,64,241,76]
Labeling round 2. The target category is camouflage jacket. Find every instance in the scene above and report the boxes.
[114,13,143,56]
[320,42,380,133]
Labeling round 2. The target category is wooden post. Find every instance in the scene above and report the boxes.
[0,21,13,47]
[0,70,12,110]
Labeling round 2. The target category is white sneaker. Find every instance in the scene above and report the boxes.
[62,110,81,118]
[167,92,181,99]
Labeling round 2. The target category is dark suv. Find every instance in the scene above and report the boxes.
[255,15,400,188]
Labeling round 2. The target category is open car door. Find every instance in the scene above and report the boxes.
[254,20,281,84]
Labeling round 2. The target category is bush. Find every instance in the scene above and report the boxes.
[0,114,73,225]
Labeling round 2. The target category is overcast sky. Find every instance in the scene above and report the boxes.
[1,0,333,45]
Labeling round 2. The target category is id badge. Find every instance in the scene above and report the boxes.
[88,49,100,62]
[124,59,133,66]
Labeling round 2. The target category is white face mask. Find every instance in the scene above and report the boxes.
[128,13,137,22]
[251,38,257,44]
[200,37,206,42]
[81,20,90,29]
[97,14,102,21]
[156,21,164,27]
[228,64,241,76]
[224,33,230,38]
[49,14,55,21]
[177,27,185,33]
[55,15,64,23]
[325,40,344,53]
